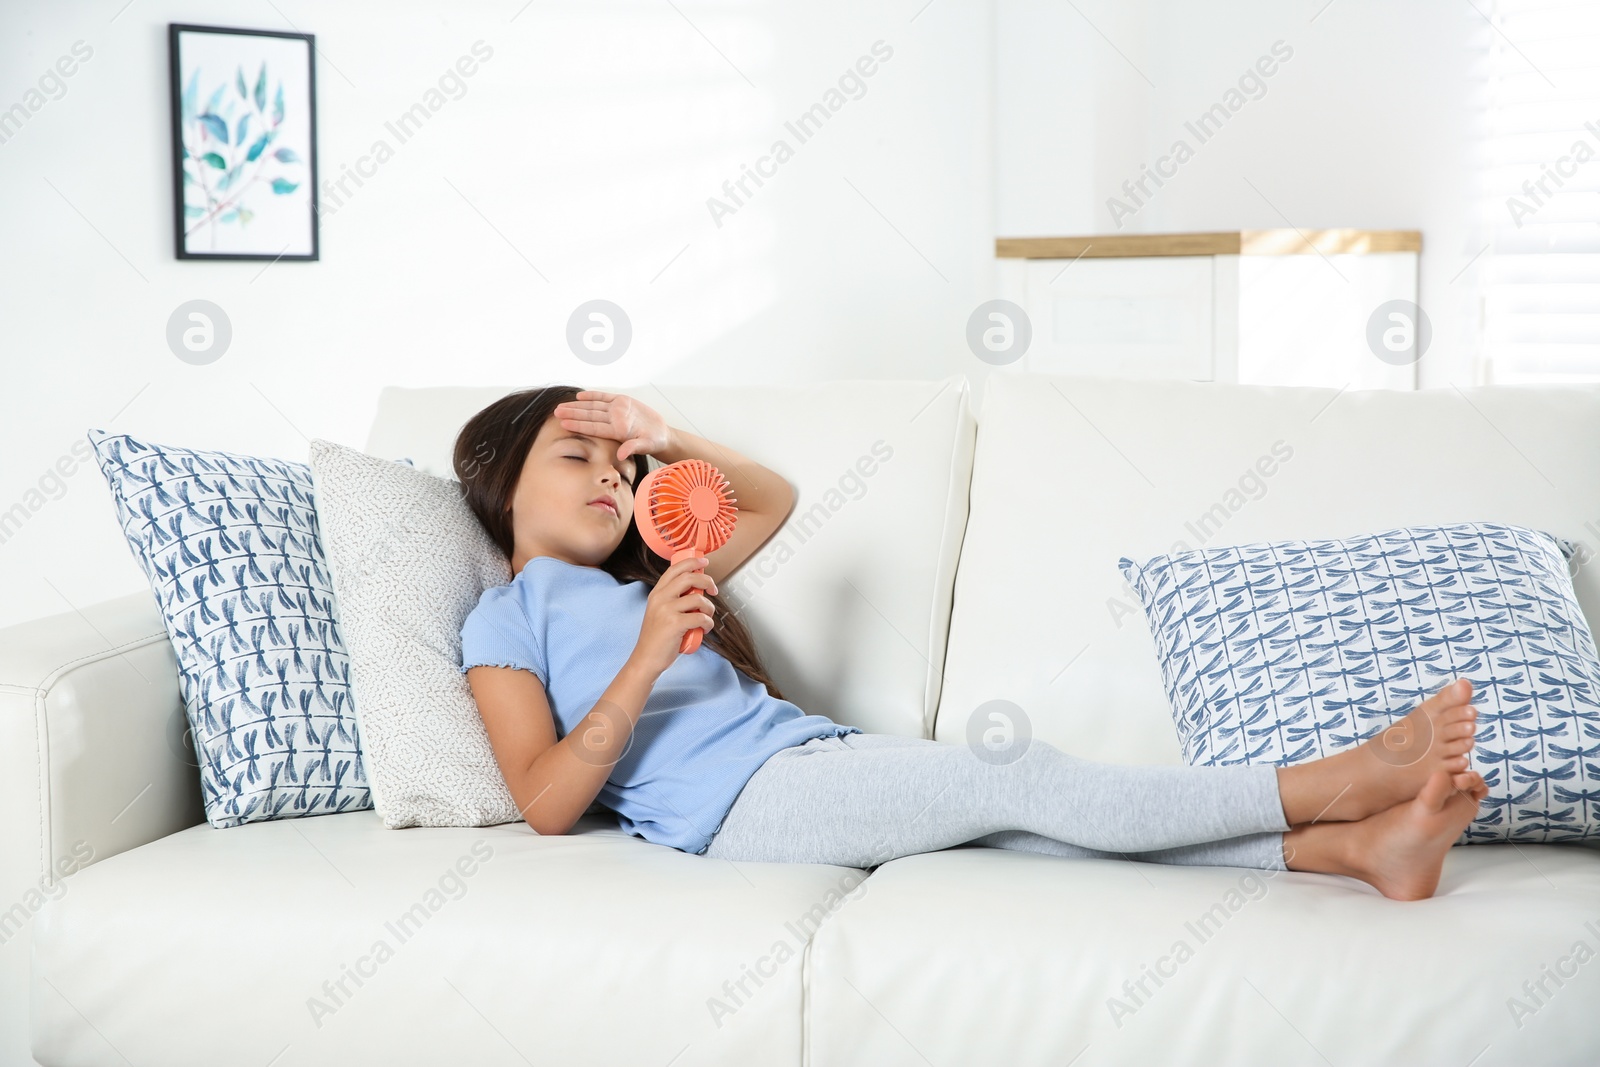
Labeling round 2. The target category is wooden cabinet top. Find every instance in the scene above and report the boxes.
[995,230,1421,258]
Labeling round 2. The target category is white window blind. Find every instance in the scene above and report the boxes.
[1479,0,1600,383]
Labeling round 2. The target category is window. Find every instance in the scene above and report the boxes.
[1478,0,1600,383]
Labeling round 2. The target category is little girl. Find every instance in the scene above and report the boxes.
[455,385,1489,902]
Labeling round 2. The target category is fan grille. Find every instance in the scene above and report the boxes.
[639,458,737,555]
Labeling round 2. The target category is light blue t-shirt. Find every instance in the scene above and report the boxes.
[458,556,860,854]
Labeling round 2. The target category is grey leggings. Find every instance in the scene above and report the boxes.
[701,732,1291,871]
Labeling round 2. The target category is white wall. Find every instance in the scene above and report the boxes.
[0,0,1502,629]
[0,0,995,628]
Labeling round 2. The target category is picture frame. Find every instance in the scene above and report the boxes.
[168,23,319,261]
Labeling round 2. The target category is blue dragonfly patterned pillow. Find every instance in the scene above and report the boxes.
[1120,522,1600,844]
[90,430,371,828]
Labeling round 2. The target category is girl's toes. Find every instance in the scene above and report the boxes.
[1417,769,1455,812]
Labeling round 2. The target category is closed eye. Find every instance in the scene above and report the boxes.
[565,454,635,481]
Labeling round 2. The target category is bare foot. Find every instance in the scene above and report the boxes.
[1276,678,1479,824]
[1341,768,1488,900]
[1284,769,1487,900]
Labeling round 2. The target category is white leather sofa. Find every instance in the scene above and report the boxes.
[7,372,1600,1067]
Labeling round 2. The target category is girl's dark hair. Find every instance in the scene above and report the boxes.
[453,385,786,702]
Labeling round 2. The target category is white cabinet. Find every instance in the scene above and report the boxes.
[1021,255,1216,381]
[995,230,1422,389]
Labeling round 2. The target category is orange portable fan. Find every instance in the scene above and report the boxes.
[633,458,738,654]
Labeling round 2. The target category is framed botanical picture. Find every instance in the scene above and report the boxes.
[168,23,319,260]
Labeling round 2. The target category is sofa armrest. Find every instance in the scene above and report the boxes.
[0,592,203,899]
[1,592,204,1066]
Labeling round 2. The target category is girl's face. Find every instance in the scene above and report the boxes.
[506,415,639,573]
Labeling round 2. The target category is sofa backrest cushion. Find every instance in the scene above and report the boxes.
[935,372,1600,764]
[363,377,976,739]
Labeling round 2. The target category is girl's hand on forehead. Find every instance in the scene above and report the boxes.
[553,391,672,463]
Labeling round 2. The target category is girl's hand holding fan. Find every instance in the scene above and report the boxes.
[632,557,720,678]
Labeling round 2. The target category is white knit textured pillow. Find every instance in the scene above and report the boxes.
[308,439,519,829]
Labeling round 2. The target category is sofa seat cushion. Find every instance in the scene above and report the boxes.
[32,809,872,1067]
[806,843,1600,1066]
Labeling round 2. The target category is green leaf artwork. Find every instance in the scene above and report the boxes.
[197,113,228,144]
[180,69,200,123]
[180,55,307,245]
